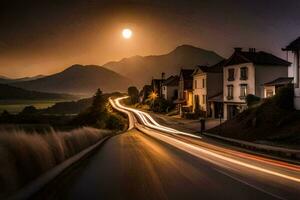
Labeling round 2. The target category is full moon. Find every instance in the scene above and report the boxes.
[122,28,132,39]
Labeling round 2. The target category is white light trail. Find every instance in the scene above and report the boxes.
[110,96,300,184]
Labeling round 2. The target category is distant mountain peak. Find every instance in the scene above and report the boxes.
[103,45,223,87]
[170,44,209,54]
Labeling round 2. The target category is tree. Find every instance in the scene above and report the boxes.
[128,86,139,104]
[274,84,294,110]
[91,88,105,113]
[20,106,38,115]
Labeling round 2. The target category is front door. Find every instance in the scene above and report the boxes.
[227,105,238,120]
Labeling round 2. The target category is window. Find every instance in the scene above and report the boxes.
[240,84,247,99]
[228,69,235,81]
[240,67,248,80]
[202,95,206,104]
[266,89,274,98]
[202,78,206,88]
[227,85,233,100]
[194,80,197,89]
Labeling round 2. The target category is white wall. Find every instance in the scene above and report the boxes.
[162,85,178,101]
[285,50,300,110]
[223,63,255,103]
[193,73,207,111]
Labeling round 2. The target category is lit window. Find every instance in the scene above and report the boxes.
[202,79,206,88]
[227,85,233,100]
[240,84,247,99]
[266,90,274,97]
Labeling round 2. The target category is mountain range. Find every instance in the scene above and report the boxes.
[0,75,45,84]
[12,65,132,96]
[3,45,223,95]
[0,84,75,100]
[103,45,223,86]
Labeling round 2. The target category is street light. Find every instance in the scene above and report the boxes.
[149,91,158,101]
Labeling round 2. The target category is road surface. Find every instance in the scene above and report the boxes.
[36,97,300,200]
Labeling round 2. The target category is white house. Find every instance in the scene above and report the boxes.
[161,76,179,101]
[192,61,224,118]
[263,77,293,98]
[282,37,300,109]
[175,69,194,114]
[223,48,290,120]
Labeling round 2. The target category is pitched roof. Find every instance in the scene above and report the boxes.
[180,69,194,80]
[162,75,179,86]
[283,37,300,51]
[264,77,294,86]
[224,50,291,67]
[208,92,223,102]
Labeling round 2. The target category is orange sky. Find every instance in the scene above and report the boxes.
[1,1,300,78]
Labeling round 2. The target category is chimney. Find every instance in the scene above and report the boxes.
[249,48,256,53]
[234,47,242,52]
[161,72,165,80]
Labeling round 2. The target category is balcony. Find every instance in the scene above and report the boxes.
[226,96,233,100]
[239,96,246,100]
[240,76,248,80]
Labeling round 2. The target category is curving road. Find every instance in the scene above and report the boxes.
[39,97,300,200]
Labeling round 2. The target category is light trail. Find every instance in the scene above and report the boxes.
[113,96,202,139]
[111,96,300,184]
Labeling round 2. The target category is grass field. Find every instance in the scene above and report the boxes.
[0,100,71,114]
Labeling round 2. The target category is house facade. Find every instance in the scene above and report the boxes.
[263,77,294,98]
[223,48,290,120]
[162,75,179,101]
[282,37,300,109]
[176,69,194,113]
[192,62,224,118]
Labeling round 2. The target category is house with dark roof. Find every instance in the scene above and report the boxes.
[263,77,293,98]
[161,75,179,101]
[282,37,300,109]
[176,69,194,113]
[223,48,290,120]
[192,61,224,118]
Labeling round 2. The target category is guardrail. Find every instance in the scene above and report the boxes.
[202,132,300,162]
[8,136,111,200]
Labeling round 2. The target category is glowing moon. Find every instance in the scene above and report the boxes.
[122,28,132,39]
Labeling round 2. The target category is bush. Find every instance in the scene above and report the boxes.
[105,113,127,130]
[246,94,261,107]
[273,84,294,110]
[128,86,139,105]
[0,127,112,198]
[149,98,174,113]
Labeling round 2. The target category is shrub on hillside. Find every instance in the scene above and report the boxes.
[273,84,294,110]
[246,94,261,107]
[71,89,127,130]
[105,113,127,130]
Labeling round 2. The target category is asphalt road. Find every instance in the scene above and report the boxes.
[36,97,300,200]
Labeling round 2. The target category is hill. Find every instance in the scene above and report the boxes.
[12,65,132,95]
[103,44,223,87]
[0,75,45,84]
[0,84,75,100]
[208,91,300,147]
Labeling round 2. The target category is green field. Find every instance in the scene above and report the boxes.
[0,100,69,114]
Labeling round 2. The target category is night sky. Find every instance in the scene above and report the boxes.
[1,0,300,78]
